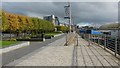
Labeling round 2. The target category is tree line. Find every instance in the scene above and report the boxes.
[1,11,69,37]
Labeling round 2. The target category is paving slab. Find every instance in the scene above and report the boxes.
[5,34,120,67]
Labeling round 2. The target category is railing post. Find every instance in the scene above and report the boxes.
[77,34,78,46]
[88,34,90,46]
[84,34,85,39]
[115,37,117,57]
[93,35,94,42]
[93,35,95,43]
[104,35,106,50]
[98,35,99,45]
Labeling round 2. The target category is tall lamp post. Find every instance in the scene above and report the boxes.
[64,2,72,46]
[64,2,72,33]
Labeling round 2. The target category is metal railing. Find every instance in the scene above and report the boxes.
[80,33,120,57]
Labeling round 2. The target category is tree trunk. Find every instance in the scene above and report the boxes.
[10,31,12,39]
[36,30,37,35]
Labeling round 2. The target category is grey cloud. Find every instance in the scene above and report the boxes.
[71,2,118,23]
[2,2,118,26]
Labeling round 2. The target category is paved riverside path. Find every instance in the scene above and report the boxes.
[2,34,66,66]
[6,34,74,66]
[77,36,119,67]
[6,34,120,67]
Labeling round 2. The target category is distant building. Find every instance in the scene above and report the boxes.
[55,17,60,26]
[97,30,111,35]
[80,26,94,30]
[43,15,60,25]
[79,29,102,35]
[43,15,55,25]
[98,30,118,38]
[99,23,119,38]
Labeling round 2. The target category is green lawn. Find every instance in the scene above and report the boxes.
[0,41,19,47]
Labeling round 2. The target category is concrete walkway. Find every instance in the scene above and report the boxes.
[6,34,120,67]
[2,34,66,66]
[7,35,74,66]
[77,36,119,67]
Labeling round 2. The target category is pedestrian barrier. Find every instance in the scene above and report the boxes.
[80,33,120,57]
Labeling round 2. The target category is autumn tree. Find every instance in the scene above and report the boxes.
[2,11,55,38]
[2,11,9,32]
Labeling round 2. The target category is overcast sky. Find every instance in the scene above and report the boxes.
[1,2,118,27]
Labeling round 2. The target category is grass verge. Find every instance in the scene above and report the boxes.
[0,41,19,47]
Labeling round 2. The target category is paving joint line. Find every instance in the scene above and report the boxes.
[83,44,95,68]
[90,43,113,68]
[87,40,104,68]
[80,44,87,68]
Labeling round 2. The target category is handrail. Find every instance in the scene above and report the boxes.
[80,33,120,57]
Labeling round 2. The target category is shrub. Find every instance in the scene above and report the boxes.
[9,38,17,41]
[55,26,69,32]
[25,36,31,39]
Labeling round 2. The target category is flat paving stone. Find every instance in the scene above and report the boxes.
[6,34,120,67]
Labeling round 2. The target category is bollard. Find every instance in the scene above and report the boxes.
[42,33,45,41]
[43,38,45,41]
[115,37,117,57]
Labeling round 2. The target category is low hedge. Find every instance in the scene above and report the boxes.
[17,38,43,41]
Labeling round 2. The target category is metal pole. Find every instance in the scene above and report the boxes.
[98,35,99,45]
[115,37,117,56]
[93,35,95,42]
[88,34,90,46]
[69,2,71,33]
[106,35,108,49]
[64,2,71,33]
[65,33,68,46]
[104,35,106,50]
[77,34,78,46]
[92,35,93,42]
